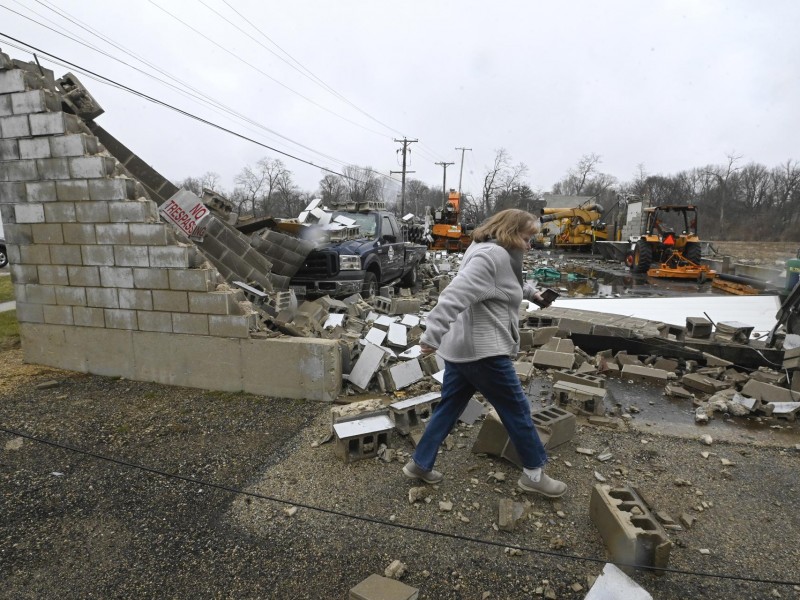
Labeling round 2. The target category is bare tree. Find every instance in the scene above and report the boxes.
[341,165,383,205]
[553,154,617,199]
[234,157,291,217]
[705,153,742,233]
[318,174,347,206]
[480,148,529,219]
[174,171,223,196]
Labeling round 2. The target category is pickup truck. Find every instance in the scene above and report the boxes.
[290,210,427,298]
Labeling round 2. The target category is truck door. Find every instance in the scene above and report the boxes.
[380,214,405,280]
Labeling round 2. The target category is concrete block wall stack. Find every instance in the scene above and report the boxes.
[0,53,340,401]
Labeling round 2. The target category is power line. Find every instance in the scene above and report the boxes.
[0,33,399,185]
[0,425,798,588]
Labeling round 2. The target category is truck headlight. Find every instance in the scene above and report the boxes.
[339,255,361,270]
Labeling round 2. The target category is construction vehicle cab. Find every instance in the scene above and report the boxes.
[427,190,473,252]
[628,205,712,281]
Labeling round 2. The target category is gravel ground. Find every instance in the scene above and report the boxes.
[2,347,800,600]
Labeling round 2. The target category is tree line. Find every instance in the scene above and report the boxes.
[176,151,800,241]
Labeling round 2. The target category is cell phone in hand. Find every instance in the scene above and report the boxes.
[533,288,559,308]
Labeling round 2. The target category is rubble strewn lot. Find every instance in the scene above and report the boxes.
[2,341,800,599]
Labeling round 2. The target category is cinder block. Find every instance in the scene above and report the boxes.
[347,342,388,391]
[387,359,424,390]
[553,380,607,415]
[390,297,421,315]
[333,414,394,463]
[0,70,28,94]
[99,266,134,288]
[104,308,138,330]
[0,181,26,204]
[31,223,63,244]
[4,223,32,244]
[0,95,10,118]
[188,291,239,315]
[86,287,119,309]
[621,364,669,384]
[129,223,169,246]
[73,306,105,328]
[153,289,189,313]
[68,156,114,178]
[531,405,576,449]
[36,157,71,180]
[389,392,441,435]
[0,115,31,138]
[552,370,606,389]
[29,112,80,136]
[81,245,115,266]
[208,314,250,338]
[555,318,593,336]
[118,289,153,311]
[113,245,149,267]
[49,244,83,265]
[1,159,38,181]
[90,179,136,202]
[54,285,87,306]
[10,89,58,115]
[532,348,575,369]
[681,373,731,394]
[514,360,534,382]
[0,139,19,160]
[15,302,44,323]
[168,269,213,292]
[172,313,209,335]
[24,283,56,304]
[75,201,110,223]
[741,379,797,403]
[149,246,188,268]
[42,304,74,325]
[18,137,51,159]
[18,244,51,265]
[43,203,77,223]
[37,265,69,285]
[10,264,39,284]
[590,485,672,572]
[134,268,170,290]
[49,133,98,157]
[686,317,712,339]
[137,311,173,333]
[95,223,130,245]
[55,180,90,202]
[349,574,418,600]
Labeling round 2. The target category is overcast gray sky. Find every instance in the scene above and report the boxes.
[2,0,799,202]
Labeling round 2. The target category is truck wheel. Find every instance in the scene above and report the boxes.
[400,264,418,287]
[362,272,378,298]
[630,239,652,273]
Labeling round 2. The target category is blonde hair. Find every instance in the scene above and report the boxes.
[472,209,540,250]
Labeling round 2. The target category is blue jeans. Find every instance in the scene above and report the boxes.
[412,356,548,471]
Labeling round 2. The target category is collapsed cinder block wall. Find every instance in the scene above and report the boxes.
[0,52,341,401]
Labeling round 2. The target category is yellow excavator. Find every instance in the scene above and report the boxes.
[426,190,473,252]
[537,201,609,250]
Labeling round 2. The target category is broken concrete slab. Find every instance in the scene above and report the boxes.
[584,563,653,600]
[621,364,669,385]
[458,397,486,425]
[348,342,389,391]
[741,379,798,403]
[681,373,732,394]
[532,349,575,370]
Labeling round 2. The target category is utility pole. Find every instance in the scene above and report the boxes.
[455,146,472,196]
[390,138,417,215]
[435,161,454,207]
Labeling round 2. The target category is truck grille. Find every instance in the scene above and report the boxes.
[297,251,338,278]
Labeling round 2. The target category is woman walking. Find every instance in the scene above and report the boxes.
[403,209,566,498]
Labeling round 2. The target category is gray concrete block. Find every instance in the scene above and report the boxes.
[4,223,32,244]
[741,379,797,403]
[68,156,114,178]
[149,246,188,268]
[168,269,213,292]
[188,291,239,315]
[104,308,138,330]
[681,373,731,394]
[0,139,19,160]
[552,370,606,389]
[19,244,52,265]
[81,245,115,266]
[208,314,250,338]
[15,302,44,323]
[90,179,136,201]
[50,244,83,265]
[14,203,45,224]
[99,266,134,288]
[72,306,105,328]
[37,265,69,286]
[553,380,607,415]
[129,223,169,246]
[348,342,387,391]
[10,89,59,114]
[532,349,575,369]
[0,181,26,204]
[43,304,74,325]
[29,113,80,137]
[171,313,210,335]
[0,115,31,138]
[1,159,39,181]
[621,364,670,384]
[136,311,173,333]
[531,405,576,449]
[0,94,10,118]
[24,283,56,304]
[95,223,130,245]
[86,287,119,308]
[36,157,71,180]
[55,180,90,202]
[0,70,27,94]
[133,268,169,290]
[152,290,188,313]
[43,202,77,223]
[118,289,153,311]
[54,285,87,306]
[31,223,64,244]
[108,200,153,223]
[49,133,97,158]
[62,223,96,244]
[18,137,51,159]
[75,201,110,223]
[67,266,100,287]
[113,245,150,267]
[10,264,39,284]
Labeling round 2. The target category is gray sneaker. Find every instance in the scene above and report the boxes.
[517,472,567,498]
[403,460,443,484]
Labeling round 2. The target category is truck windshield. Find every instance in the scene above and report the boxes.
[333,212,378,237]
